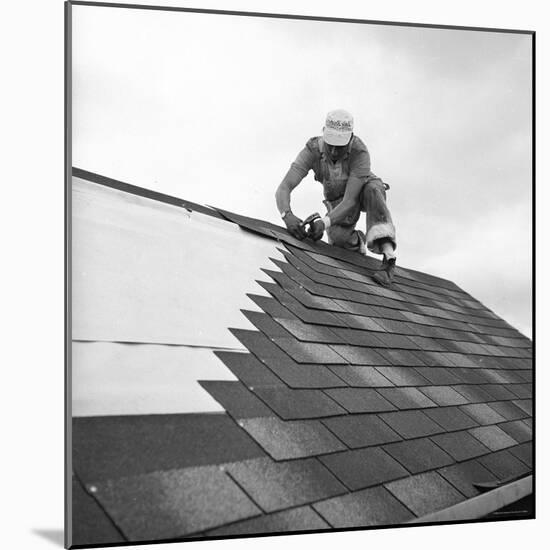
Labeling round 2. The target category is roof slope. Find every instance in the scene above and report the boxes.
[70,169,533,546]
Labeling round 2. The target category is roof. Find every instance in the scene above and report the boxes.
[69,168,533,547]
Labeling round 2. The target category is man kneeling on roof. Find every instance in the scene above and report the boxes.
[275,109,397,287]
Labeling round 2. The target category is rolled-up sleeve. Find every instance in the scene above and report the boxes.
[281,145,315,188]
[349,149,372,180]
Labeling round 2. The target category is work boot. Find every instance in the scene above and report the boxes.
[372,257,396,287]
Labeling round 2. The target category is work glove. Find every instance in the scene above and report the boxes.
[283,212,307,240]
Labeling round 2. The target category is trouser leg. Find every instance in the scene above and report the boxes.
[324,200,363,251]
[361,178,397,256]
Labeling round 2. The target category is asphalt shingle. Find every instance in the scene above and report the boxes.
[252,387,346,420]
[325,388,396,413]
[430,431,491,461]
[468,426,518,451]
[260,354,346,389]
[385,472,464,517]
[498,420,532,443]
[330,345,390,365]
[424,406,479,431]
[274,318,342,343]
[313,486,414,528]
[437,460,498,498]
[73,414,264,482]
[330,327,386,347]
[374,366,430,386]
[418,386,469,406]
[378,410,444,439]
[322,414,402,449]
[199,381,273,419]
[509,442,533,468]
[377,387,437,409]
[214,351,284,387]
[272,338,347,364]
[478,450,531,480]
[377,349,426,366]
[320,447,408,491]
[384,437,454,474]
[414,367,462,385]
[486,400,528,421]
[238,417,346,460]
[460,403,506,425]
[205,506,330,536]
[91,465,261,540]
[225,457,346,513]
[327,365,394,387]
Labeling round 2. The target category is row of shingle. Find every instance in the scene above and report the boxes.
[282,246,500,322]
[276,249,528,343]
[274,249,529,342]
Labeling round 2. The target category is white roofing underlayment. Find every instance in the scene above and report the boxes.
[71,176,283,416]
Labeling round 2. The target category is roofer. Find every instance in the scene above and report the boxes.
[275,109,397,286]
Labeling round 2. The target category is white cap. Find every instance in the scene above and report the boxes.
[323,109,354,146]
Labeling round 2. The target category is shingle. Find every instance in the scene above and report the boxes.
[372,333,420,349]
[72,475,125,547]
[73,414,264,482]
[498,420,532,443]
[513,399,533,415]
[272,338,347,364]
[242,310,293,338]
[247,294,298,320]
[385,472,464,517]
[478,450,531,480]
[230,329,287,359]
[418,386,469,406]
[430,431,491,461]
[288,287,347,312]
[424,406,479,431]
[414,367,461,385]
[238,417,346,460]
[330,345,389,365]
[383,438,454,473]
[330,328,386,347]
[252,387,346,420]
[437,460,498,498]
[313,486,414,528]
[416,351,456,367]
[260,354,346,389]
[378,349,426,366]
[468,426,518,451]
[482,384,520,400]
[91,465,261,540]
[508,442,533,467]
[377,387,437,409]
[226,457,346,513]
[327,365,394,387]
[199,381,274,419]
[274,318,343,343]
[452,384,495,403]
[372,318,417,335]
[325,388,396,413]
[205,505,330,536]
[460,403,506,425]
[486,401,528,421]
[320,447,408,490]
[507,384,533,399]
[406,337,448,352]
[214,351,284,387]
[333,313,386,332]
[378,410,444,439]
[374,366,430,386]
[322,414,402,448]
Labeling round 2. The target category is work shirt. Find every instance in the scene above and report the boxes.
[283,135,376,202]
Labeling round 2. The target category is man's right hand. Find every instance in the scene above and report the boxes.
[283,212,307,240]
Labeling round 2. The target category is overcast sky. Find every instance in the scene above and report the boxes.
[72,5,532,337]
